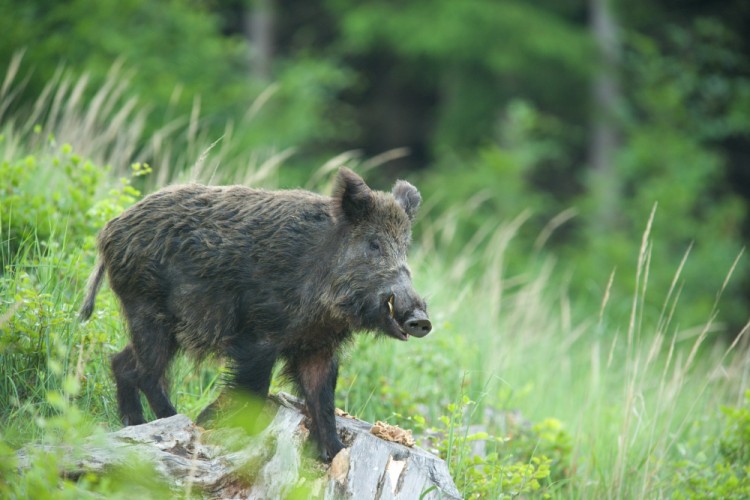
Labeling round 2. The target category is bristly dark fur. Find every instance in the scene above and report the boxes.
[80,167,429,461]
[79,259,105,321]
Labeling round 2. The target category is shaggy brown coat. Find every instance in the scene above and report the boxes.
[80,168,430,460]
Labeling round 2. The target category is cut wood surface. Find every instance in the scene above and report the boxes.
[17,392,461,499]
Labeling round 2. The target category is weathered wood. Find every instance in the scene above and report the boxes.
[16,392,461,499]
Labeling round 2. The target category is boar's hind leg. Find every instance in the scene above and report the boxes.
[111,345,145,426]
[122,304,179,422]
[289,352,344,461]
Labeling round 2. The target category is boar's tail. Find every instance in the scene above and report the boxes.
[79,260,106,321]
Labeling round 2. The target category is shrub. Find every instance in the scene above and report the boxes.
[0,147,149,435]
[670,391,750,498]
[409,395,571,498]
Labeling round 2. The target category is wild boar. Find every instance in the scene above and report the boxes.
[80,168,431,460]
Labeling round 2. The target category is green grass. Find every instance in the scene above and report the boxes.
[338,207,749,497]
[2,67,749,498]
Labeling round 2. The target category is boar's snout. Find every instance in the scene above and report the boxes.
[403,309,431,338]
[383,284,431,341]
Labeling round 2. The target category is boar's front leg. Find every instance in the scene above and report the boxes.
[289,351,344,461]
[198,341,278,425]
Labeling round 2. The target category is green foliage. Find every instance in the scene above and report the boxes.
[573,19,750,327]
[0,437,18,497]
[1,141,101,258]
[0,0,357,175]
[670,392,750,498]
[0,144,150,438]
[419,99,574,265]
[334,0,592,154]
[0,131,148,258]
[0,0,248,133]
[719,393,750,466]
[417,16,750,331]
[0,137,178,496]
[238,56,356,150]
[627,19,750,142]
[0,348,171,499]
[418,395,570,498]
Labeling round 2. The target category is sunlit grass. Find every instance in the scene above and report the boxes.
[368,202,749,497]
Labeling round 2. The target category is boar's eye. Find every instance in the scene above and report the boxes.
[368,239,382,253]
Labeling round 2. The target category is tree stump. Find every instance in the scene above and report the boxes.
[17,392,461,499]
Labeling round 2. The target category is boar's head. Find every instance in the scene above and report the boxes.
[329,168,431,341]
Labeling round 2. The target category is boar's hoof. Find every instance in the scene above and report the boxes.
[321,439,346,463]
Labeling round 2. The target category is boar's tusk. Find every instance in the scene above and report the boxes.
[388,295,395,318]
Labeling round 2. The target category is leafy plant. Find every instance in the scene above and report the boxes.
[1,140,100,260]
[0,145,150,437]
[410,395,570,498]
[670,391,750,498]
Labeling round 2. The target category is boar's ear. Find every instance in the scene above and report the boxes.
[334,168,374,222]
[392,180,421,221]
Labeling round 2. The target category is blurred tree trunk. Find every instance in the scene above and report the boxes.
[246,0,275,80]
[588,0,622,228]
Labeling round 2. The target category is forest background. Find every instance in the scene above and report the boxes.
[2,0,750,498]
